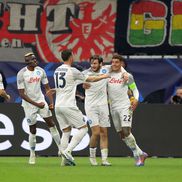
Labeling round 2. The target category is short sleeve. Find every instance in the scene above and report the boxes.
[17,71,25,89]
[128,73,134,85]
[41,69,49,85]
[72,68,88,83]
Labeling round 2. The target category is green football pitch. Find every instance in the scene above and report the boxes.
[0,157,181,182]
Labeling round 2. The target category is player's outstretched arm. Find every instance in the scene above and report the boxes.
[86,74,110,82]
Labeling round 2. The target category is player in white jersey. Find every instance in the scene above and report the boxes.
[82,55,111,166]
[52,49,110,166]
[0,71,10,102]
[107,54,148,166]
[17,52,61,165]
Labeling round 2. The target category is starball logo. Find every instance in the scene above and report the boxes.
[0,0,116,62]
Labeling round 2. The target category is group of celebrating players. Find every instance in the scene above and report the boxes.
[0,49,148,167]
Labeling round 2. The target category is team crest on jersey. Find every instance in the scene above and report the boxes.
[36,71,41,76]
[100,68,107,74]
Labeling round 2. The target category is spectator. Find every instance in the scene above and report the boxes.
[170,87,182,104]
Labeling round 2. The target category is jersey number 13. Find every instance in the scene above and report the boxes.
[55,72,66,88]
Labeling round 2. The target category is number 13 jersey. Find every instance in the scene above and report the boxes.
[54,64,88,107]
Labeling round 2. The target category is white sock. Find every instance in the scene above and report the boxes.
[66,127,88,152]
[122,133,143,157]
[61,131,71,152]
[90,147,97,158]
[101,148,108,161]
[49,126,61,150]
[29,133,36,156]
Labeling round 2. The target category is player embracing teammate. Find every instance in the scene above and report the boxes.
[83,53,148,167]
[106,54,148,166]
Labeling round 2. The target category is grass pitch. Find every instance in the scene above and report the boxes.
[0,157,181,182]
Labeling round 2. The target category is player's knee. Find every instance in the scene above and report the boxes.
[92,130,100,137]
[91,126,100,136]
[121,127,131,138]
[100,132,107,140]
[44,117,55,127]
[100,128,108,138]
[30,127,36,134]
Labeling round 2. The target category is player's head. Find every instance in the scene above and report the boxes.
[176,87,182,98]
[111,53,125,72]
[90,55,103,72]
[61,49,73,63]
[24,52,38,67]
[120,58,127,69]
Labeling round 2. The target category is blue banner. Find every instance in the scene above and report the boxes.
[1,59,182,104]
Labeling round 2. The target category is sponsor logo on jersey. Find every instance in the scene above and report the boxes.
[109,78,124,84]
[28,77,40,83]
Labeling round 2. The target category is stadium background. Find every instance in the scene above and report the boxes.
[0,0,182,157]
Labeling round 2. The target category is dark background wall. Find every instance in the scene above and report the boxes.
[0,103,182,157]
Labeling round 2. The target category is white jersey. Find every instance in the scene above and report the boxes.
[107,67,130,110]
[17,66,48,107]
[83,67,108,108]
[0,73,4,89]
[54,64,88,107]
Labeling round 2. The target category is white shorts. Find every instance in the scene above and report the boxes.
[110,107,133,132]
[55,106,86,130]
[85,104,110,128]
[23,103,52,126]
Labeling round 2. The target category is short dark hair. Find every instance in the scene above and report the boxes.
[112,53,124,62]
[121,58,127,69]
[61,49,72,62]
[90,55,103,64]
